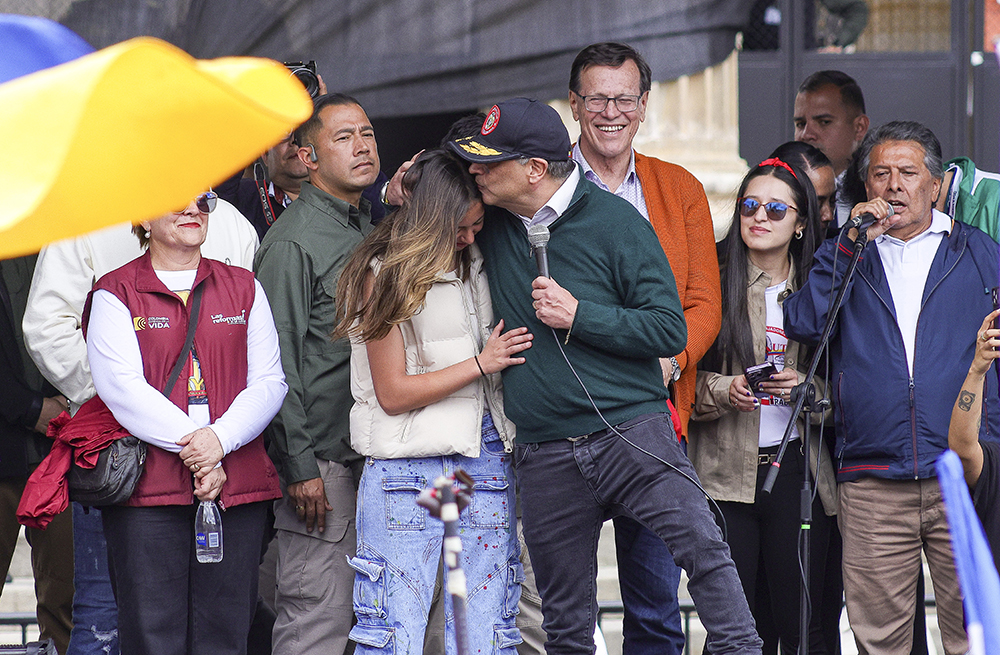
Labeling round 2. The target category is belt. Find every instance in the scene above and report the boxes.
[566,413,668,442]
[757,440,802,466]
[758,452,778,466]
[568,429,608,442]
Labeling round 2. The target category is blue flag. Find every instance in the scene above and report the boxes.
[0,14,93,84]
[936,449,1000,655]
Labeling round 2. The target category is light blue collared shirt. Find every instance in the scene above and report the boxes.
[571,143,649,221]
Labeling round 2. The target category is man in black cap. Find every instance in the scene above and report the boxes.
[447,98,762,655]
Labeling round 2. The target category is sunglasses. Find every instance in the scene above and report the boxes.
[174,192,218,214]
[195,192,218,213]
[738,197,797,221]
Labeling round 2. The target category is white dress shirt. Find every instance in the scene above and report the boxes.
[23,199,259,408]
[874,209,952,375]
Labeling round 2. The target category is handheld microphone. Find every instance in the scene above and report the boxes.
[527,224,550,278]
[847,204,894,235]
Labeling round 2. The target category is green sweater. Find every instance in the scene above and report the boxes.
[478,175,687,443]
[254,182,372,483]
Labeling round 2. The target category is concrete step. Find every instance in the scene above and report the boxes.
[0,529,36,615]
[0,578,37,615]
[5,529,31,580]
[0,515,950,655]
[593,521,947,655]
[0,529,41,646]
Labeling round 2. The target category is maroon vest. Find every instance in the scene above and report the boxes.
[86,253,281,508]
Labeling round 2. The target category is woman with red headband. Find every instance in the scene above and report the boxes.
[687,158,837,654]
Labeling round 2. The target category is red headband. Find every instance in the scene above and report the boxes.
[759,157,797,179]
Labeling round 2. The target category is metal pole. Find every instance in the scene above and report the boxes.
[418,471,475,655]
[764,229,869,654]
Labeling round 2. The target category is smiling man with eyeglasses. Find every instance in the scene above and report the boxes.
[564,42,723,655]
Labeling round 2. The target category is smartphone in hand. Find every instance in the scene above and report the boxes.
[744,362,778,399]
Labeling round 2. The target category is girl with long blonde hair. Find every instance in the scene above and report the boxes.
[334,149,531,654]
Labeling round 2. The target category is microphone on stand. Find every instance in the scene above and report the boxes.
[527,224,550,278]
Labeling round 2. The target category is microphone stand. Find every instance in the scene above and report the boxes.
[416,470,475,655]
[761,227,869,655]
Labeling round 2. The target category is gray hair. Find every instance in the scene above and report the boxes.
[547,160,576,179]
[857,121,943,181]
[517,157,576,180]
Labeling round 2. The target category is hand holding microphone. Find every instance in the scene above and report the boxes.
[847,199,895,242]
[527,224,579,329]
[531,277,578,330]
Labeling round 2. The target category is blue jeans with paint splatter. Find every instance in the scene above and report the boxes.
[348,411,522,655]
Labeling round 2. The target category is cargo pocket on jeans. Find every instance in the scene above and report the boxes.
[382,476,426,530]
[349,623,395,652]
[348,556,395,652]
[492,625,522,654]
[466,477,510,529]
[348,556,388,621]
[502,557,524,620]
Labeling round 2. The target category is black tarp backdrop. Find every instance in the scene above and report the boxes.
[22,0,752,170]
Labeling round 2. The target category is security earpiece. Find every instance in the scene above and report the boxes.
[307,143,318,163]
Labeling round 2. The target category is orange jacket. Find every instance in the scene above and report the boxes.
[635,153,722,437]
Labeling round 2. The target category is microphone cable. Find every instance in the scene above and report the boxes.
[547,326,730,541]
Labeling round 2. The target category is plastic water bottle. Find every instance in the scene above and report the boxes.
[195,500,223,563]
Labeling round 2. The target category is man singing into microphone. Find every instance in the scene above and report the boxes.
[447,98,762,655]
[784,120,1000,655]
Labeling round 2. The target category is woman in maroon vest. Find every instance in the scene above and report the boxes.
[84,191,287,655]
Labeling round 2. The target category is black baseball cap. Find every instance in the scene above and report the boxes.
[447,97,571,164]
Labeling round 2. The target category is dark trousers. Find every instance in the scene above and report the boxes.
[514,413,761,655]
[717,444,833,655]
[103,501,268,655]
[612,518,685,655]
[819,521,844,655]
[0,478,74,654]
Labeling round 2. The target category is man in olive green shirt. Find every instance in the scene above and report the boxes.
[254,93,378,655]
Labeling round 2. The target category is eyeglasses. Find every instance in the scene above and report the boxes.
[573,91,642,113]
[174,192,218,214]
[738,197,798,221]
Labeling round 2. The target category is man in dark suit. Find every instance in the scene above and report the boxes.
[0,255,73,654]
